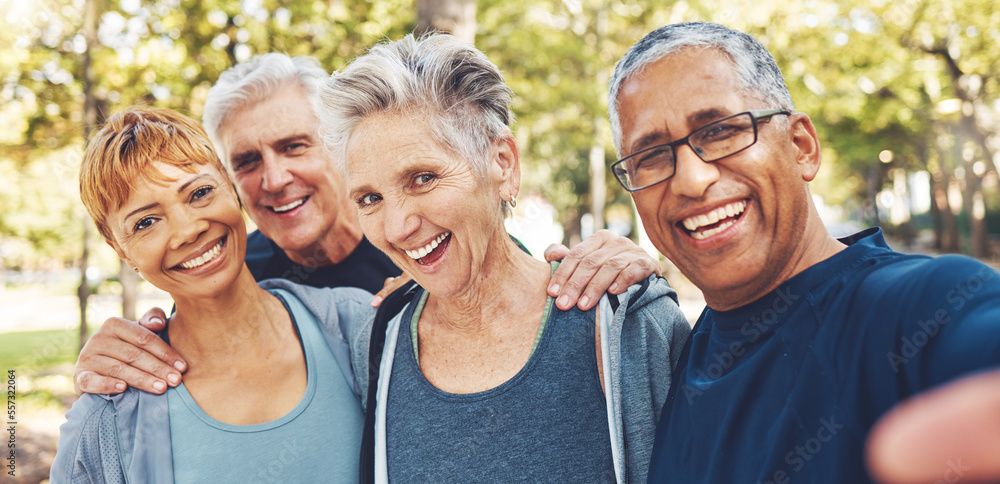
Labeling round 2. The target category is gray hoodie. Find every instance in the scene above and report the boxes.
[51,277,688,483]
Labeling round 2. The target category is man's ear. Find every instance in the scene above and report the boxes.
[493,133,521,202]
[789,113,821,182]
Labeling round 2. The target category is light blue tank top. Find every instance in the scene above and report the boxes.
[167,289,364,483]
[386,288,615,482]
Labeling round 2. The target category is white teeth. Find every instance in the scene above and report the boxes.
[690,219,736,240]
[680,200,747,237]
[272,198,306,213]
[405,232,450,260]
[179,240,224,269]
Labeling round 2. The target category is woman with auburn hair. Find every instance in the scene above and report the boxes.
[51,107,369,482]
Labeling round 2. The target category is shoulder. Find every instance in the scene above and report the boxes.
[616,276,687,329]
[52,389,151,482]
[608,276,691,362]
[261,279,376,342]
[847,253,999,313]
[261,279,374,311]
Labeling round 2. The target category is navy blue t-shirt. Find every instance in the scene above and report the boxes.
[244,230,401,293]
[648,228,1000,483]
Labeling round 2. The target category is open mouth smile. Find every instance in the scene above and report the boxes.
[176,237,226,270]
[680,200,747,240]
[405,232,450,265]
[269,196,308,214]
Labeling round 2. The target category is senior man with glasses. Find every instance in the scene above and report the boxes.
[609,22,1000,483]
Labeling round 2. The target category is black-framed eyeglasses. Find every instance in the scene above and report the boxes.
[612,109,791,192]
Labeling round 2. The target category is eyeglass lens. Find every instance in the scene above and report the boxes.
[616,112,758,190]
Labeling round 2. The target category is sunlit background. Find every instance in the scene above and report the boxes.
[1,0,998,481]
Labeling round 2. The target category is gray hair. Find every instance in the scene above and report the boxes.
[317,33,514,182]
[203,53,328,162]
[608,22,795,156]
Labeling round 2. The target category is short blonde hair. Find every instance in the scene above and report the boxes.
[80,107,225,240]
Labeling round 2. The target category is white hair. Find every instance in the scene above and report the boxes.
[608,22,795,157]
[317,33,514,174]
[202,53,328,161]
[318,33,516,216]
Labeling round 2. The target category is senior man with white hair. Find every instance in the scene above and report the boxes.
[72,52,664,399]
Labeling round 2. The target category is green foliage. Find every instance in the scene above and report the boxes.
[2,0,999,263]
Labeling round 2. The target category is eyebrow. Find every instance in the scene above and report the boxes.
[122,174,210,226]
[229,149,258,168]
[124,203,160,224]
[228,134,312,168]
[628,108,733,154]
[275,134,311,147]
[178,173,211,192]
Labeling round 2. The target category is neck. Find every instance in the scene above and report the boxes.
[168,265,287,361]
[285,197,364,267]
[424,233,551,335]
[704,208,847,311]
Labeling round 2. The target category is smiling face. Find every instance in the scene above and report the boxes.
[617,47,823,309]
[217,82,348,262]
[105,161,248,300]
[344,111,517,299]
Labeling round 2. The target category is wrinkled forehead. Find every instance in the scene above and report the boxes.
[217,85,320,154]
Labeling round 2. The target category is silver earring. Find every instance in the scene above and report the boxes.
[509,197,517,208]
[133,266,139,272]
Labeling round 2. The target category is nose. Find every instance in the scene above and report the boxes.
[260,151,293,193]
[669,143,720,199]
[169,207,210,250]
[382,198,420,249]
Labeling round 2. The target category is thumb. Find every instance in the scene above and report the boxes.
[138,307,168,332]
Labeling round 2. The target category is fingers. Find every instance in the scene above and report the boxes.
[547,230,660,311]
[546,231,614,304]
[371,272,414,307]
[138,307,168,332]
[543,243,570,263]
[73,316,186,395]
[74,370,126,395]
[866,370,1000,484]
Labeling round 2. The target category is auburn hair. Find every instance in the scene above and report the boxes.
[79,107,226,240]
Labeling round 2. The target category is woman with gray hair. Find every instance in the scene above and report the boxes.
[318,33,690,483]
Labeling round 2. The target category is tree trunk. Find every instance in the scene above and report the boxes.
[588,131,606,232]
[79,0,100,350]
[416,0,477,43]
[934,144,962,253]
[928,170,944,251]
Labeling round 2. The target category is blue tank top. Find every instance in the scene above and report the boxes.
[386,289,615,482]
[167,289,364,483]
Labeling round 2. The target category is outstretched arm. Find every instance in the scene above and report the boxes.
[866,369,1000,484]
[544,229,662,311]
[74,307,186,395]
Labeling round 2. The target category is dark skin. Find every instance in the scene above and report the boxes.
[73,229,661,395]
